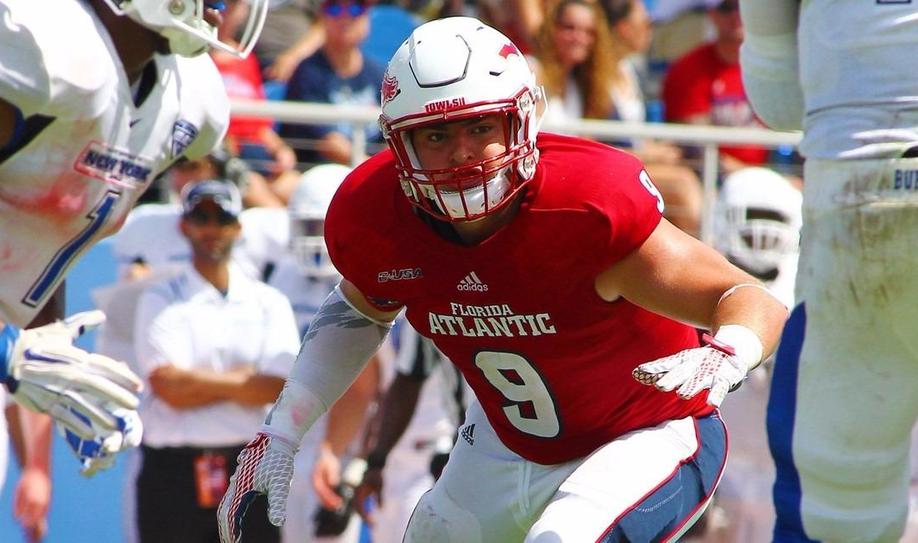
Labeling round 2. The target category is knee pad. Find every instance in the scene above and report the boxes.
[404,489,484,543]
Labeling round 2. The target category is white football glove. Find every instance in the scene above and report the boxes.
[217,432,297,543]
[218,380,326,543]
[59,405,143,477]
[0,311,143,440]
[632,333,750,407]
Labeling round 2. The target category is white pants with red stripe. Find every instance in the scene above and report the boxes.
[404,401,727,543]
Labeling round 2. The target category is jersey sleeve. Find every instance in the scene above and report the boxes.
[324,157,406,313]
[0,3,111,118]
[174,55,230,161]
[589,152,665,270]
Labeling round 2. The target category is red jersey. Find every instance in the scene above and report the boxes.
[326,133,714,464]
[662,43,769,166]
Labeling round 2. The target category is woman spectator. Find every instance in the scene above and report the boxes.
[531,0,703,235]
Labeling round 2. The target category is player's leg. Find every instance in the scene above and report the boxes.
[372,444,435,543]
[403,401,579,543]
[524,413,727,542]
[770,157,918,543]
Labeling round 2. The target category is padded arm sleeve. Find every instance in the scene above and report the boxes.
[262,285,393,445]
[738,0,805,131]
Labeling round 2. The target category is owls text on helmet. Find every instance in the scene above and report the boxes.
[379,17,546,222]
[101,0,268,58]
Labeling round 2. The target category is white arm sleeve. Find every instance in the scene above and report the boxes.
[262,285,393,445]
[739,0,805,131]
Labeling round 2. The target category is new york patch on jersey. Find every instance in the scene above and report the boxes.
[74,142,154,190]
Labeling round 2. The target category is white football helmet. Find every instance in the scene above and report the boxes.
[714,167,802,284]
[379,17,546,222]
[288,164,352,279]
[101,0,268,58]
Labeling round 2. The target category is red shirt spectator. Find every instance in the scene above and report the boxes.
[212,52,274,145]
[662,0,769,169]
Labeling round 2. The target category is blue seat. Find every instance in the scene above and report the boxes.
[361,5,421,67]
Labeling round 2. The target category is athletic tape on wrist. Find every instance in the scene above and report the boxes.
[0,324,21,381]
[714,324,764,371]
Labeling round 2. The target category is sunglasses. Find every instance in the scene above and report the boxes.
[185,208,238,226]
[322,2,367,17]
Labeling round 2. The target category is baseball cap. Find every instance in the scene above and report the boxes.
[180,180,243,217]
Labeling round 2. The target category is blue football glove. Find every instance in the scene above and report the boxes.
[59,405,143,477]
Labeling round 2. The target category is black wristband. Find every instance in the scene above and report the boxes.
[366,450,388,470]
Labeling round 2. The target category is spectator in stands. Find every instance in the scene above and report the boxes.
[257,0,318,79]
[280,0,385,166]
[661,0,770,174]
[132,180,300,543]
[645,0,710,77]
[531,0,703,235]
[212,0,301,206]
[476,0,549,54]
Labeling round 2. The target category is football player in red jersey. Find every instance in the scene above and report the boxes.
[218,16,788,543]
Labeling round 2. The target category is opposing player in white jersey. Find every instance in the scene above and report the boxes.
[0,0,268,475]
[709,167,801,543]
[265,164,378,543]
[739,1,918,541]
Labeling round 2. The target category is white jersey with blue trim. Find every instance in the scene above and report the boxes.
[799,0,918,159]
[0,0,227,326]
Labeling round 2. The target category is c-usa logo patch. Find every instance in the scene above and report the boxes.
[171,120,198,158]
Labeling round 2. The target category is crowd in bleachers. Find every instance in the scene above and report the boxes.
[164,0,805,235]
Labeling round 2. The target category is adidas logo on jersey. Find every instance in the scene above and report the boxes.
[460,424,475,446]
[457,272,488,292]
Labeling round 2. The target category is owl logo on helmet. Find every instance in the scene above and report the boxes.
[381,71,400,106]
[287,164,352,279]
[100,0,268,58]
[378,17,546,222]
[713,167,802,307]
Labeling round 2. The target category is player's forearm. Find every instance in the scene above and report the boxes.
[17,407,52,473]
[711,284,788,367]
[263,284,395,445]
[366,374,424,464]
[324,359,379,456]
[223,374,286,406]
[147,365,232,408]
